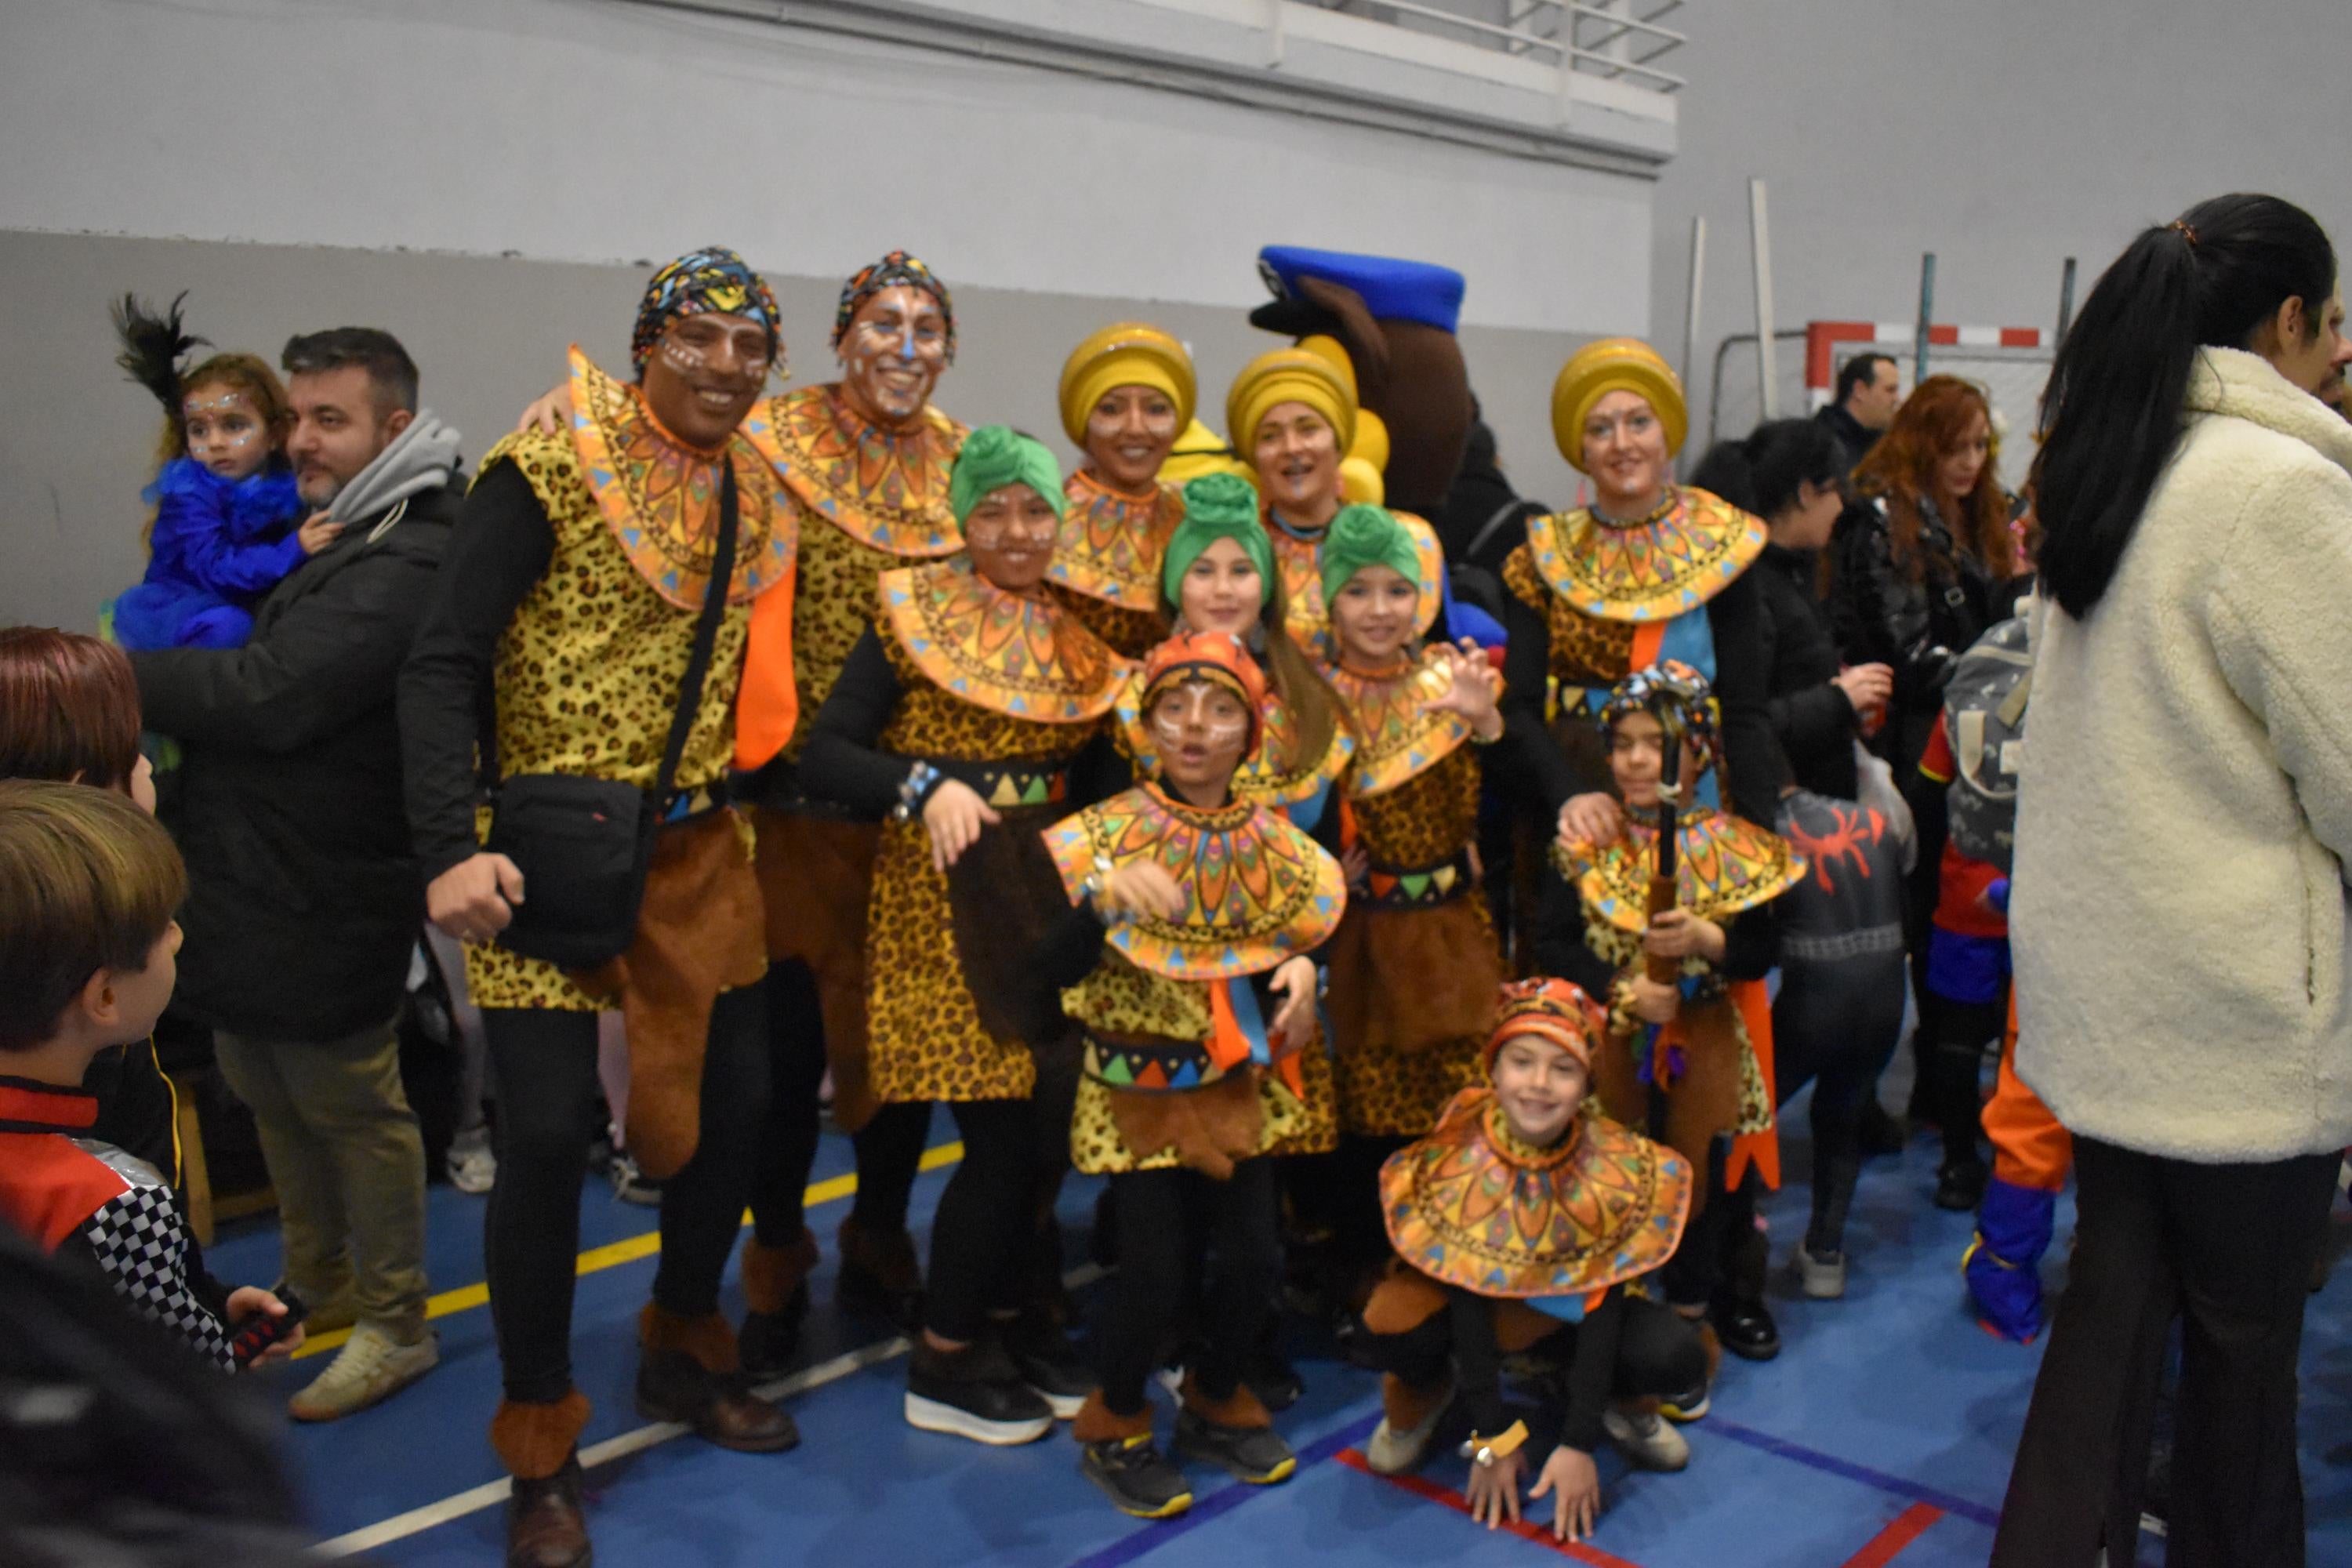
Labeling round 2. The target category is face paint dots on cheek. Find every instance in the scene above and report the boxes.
[659,338,709,375]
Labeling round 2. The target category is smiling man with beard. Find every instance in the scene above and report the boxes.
[401,248,801,1568]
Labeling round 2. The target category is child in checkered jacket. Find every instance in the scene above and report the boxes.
[0,780,298,1371]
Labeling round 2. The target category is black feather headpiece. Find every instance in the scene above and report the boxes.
[111,292,210,418]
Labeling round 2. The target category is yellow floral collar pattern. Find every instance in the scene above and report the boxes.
[1042,782,1345,980]
[1381,1086,1692,1298]
[1524,485,1766,625]
[1048,470,1185,611]
[1555,807,1806,934]
[878,556,1129,723]
[567,348,797,610]
[743,383,967,557]
[1321,658,1470,798]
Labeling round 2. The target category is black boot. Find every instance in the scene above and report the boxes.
[505,1454,591,1568]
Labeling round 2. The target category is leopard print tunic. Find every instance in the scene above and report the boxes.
[783,501,955,766]
[463,430,757,1012]
[865,632,1105,1104]
[1504,543,1639,692]
[1330,745,1492,1137]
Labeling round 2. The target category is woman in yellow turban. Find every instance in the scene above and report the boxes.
[1051,323,1200,658]
[1500,336,1783,846]
[1224,347,1443,649]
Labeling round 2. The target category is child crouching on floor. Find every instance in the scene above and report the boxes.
[1355,977,1705,1544]
[0,779,299,1370]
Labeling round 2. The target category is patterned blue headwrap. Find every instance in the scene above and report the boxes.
[631,246,782,374]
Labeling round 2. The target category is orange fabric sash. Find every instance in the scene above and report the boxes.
[735,589,800,771]
[1651,975,1778,1192]
[1209,975,1306,1098]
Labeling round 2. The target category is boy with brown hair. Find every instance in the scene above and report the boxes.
[0,779,298,1370]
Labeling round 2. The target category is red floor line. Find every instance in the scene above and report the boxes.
[1334,1448,1648,1568]
[1838,1501,1944,1568]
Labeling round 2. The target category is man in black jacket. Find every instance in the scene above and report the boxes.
[1816,352,1900,472]
[132,328,459,1424]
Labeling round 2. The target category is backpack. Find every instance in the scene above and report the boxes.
[1942,608,2033,873]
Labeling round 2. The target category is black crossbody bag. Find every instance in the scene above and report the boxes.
[484,464,741,970]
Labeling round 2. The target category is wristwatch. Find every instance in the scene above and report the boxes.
[1459,1420,1529,1468]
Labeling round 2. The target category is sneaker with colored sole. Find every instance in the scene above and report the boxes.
[904,1338,1054,1446]
[1174,1408,1295,1484]
[1657,1384,1711,1423]
[287,1324,439,1421]
[1080,1435,1193,1519]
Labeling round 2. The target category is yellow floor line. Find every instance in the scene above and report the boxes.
[290,1141,964,1360]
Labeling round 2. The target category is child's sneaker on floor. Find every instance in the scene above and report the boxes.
[1657,1382,1711,1422]
[1080,1435,1193,1519]
[1174,1407,1295,1484]
[288,1323,439,1421]
[1603,1404,1690,1471]
[904,1338,1054,1446]
[1793,1242,1848,1299]
[1364,1374,1452,1475]
[445,1123,496,1195]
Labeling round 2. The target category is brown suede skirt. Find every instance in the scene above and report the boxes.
[750,806,881,1130]
[571,808,768,1181]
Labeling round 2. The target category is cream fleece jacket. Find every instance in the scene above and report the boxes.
[2013,346,2352,1163]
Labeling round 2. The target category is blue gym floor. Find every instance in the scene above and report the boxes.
[209,1096,2352,1567]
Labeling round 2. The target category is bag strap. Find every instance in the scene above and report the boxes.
[652,461,742,811]
[1464,497,1536,562]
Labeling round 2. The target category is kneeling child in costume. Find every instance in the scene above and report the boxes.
[1359,978,1704,1545]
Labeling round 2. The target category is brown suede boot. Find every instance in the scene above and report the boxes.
[490,1392,592,1568]
[739,1229,820,1381]
[635,1305,798,1452]
[837,1214,923,1329]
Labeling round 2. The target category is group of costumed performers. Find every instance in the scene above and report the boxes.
[1359,977,1706,1544]
[372,225,1831,1557]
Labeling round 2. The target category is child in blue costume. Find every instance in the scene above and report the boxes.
[109,295,311,652]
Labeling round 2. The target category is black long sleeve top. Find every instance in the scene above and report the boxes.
[397,462,555,883]
[1753,543,1860,801]
[1453,1283,1629,1457]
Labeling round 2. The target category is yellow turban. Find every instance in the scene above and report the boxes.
[1225,347,1357,465]
[1551,336,1687,473]
[1058,323,1196,446]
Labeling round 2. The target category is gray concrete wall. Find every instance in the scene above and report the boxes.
[0,230,1588,630]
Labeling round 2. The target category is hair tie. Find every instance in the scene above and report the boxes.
[2168,220,2199,248]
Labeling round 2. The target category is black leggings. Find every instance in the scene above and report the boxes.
[1773,953,1907,1254]
[1920,990,2009,1167]
[921,1098,1039,1344]
[1363,1290,1708,1413]
[1660,1142,1760,1313]
[749,962,931,1247]
[481,987,768,1403]
[1096,1160,1281,1416]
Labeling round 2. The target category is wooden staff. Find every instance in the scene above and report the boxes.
[1643,724,1684,986]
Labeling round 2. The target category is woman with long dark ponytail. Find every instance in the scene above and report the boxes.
[1996,194,2352,1567]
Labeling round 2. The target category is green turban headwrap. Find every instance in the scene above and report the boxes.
[1319,503,1421,609]
[1161,472,1274,608]
[950,425,1065,525]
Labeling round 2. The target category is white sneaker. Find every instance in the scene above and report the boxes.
[1603,1405,1690,1472]
[1364,1378,1452,1476]
[287,1323,439,1422]
[1793,1243,1847,1300]
[445,1125,496,1195]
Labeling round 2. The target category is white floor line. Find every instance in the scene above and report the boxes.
[316,1263,1106,1559]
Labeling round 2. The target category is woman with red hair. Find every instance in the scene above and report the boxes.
[1828,375,2013,779]
[0,626,173,1172]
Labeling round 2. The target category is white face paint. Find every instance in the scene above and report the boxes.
[1149,678,1254,792]
[181,384,273,481]
[659,336,709,375]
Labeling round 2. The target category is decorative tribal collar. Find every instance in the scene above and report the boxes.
[1320,657,1470,798]
[568,348,797,610]
[1267,506,1446,644]
[1049,470,1184,610]
[1042,782,1345,980]
[1381,1086,1691,1298]
[742,383,967,557]
[1116,669,1355,811]
[878,556,1128,723]
[1555,806,1806,934]
[1525,485,1766,625]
